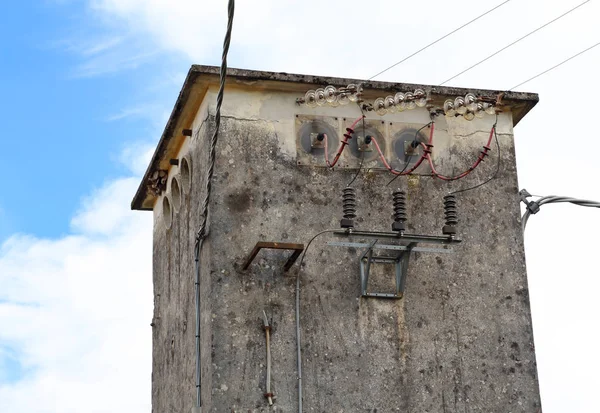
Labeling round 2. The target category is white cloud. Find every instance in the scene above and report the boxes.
[60,35,124,57]
[79,36,124,56]
[70,177,141,235]
[0,148,153,413]
[85,0,600,84]
[50,17,157,78]
[106,104,160,122]
[73,48,158,78]
[117,142,156,177]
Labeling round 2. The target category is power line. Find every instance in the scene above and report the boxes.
[439,0,591,86]
[193,0,235,411]
[510,41,600,90]
[520,190,600,231]
[368,0,513,80]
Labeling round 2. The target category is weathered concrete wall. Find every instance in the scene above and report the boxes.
[151,113,213,412]
[150,85,541,412]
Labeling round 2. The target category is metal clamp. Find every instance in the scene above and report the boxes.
[242,241,305,272]
[519,188,540,214]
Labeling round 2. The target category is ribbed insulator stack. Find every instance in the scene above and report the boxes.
[340,187,357,228]
[442,194,458,235]
[392,190,407,233]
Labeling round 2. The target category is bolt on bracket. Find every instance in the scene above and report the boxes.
[310,133,325,149]
[357,135,373,152]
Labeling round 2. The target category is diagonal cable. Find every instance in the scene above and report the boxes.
[521,192,600,231]
[196,0,235,241]
[369,0,513,80]
[439,0,591,86]
[510,41,600,90]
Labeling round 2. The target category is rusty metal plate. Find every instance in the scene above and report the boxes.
[242,241,305,272]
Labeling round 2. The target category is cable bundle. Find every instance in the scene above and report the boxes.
[521,191,600,231]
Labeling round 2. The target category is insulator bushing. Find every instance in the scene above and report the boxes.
[443,194,458,235]
[392,190,407,232]
[341,187,357,228]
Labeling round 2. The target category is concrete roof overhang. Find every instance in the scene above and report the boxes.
[131,65,538,211]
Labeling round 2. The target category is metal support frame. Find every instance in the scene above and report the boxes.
[358,241,415,298]
[328,230,461,299]
[242,241,305,272]
[332,229,461,243]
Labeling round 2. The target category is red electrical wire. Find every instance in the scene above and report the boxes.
[371,120,496,181]
[371,122,434,176]
[424,123,495,181]
[349,115,365,130]
[323,115,365,167]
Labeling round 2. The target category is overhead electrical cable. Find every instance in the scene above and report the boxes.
[439,0,591,86]
[510,41,600,90]
[193,0,235,411]
[521,191,600,231]
[368,0,513,80]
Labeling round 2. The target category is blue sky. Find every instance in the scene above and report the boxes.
[0,1,185,240]
[1,0,600,412]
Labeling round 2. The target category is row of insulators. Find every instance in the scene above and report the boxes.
[303,84,362,108]
[443,93,497,120]
[300,87,499,122]
[340,188,458,235]
[372,89,428,116]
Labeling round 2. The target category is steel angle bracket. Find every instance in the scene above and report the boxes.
[242,241,305,272]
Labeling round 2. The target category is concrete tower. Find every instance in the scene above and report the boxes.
[132,65,541,412]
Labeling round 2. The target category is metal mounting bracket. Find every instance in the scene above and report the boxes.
[358,240,415,298]
[242,241,305,272]
[357,135,373,152]
[310,132,325,149]
[327,230,461,299]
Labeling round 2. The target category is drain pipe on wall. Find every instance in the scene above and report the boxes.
[193,239,203,413]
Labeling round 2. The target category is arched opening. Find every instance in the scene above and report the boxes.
[171,176,182,211]
[163,196,172,230]
[180,156,191,191]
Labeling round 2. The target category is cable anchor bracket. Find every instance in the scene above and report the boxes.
[519,189,540,214]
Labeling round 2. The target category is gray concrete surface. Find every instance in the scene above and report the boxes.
[147,84,541,413]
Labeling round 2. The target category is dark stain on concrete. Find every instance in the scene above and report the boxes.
[227,190,251,212]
